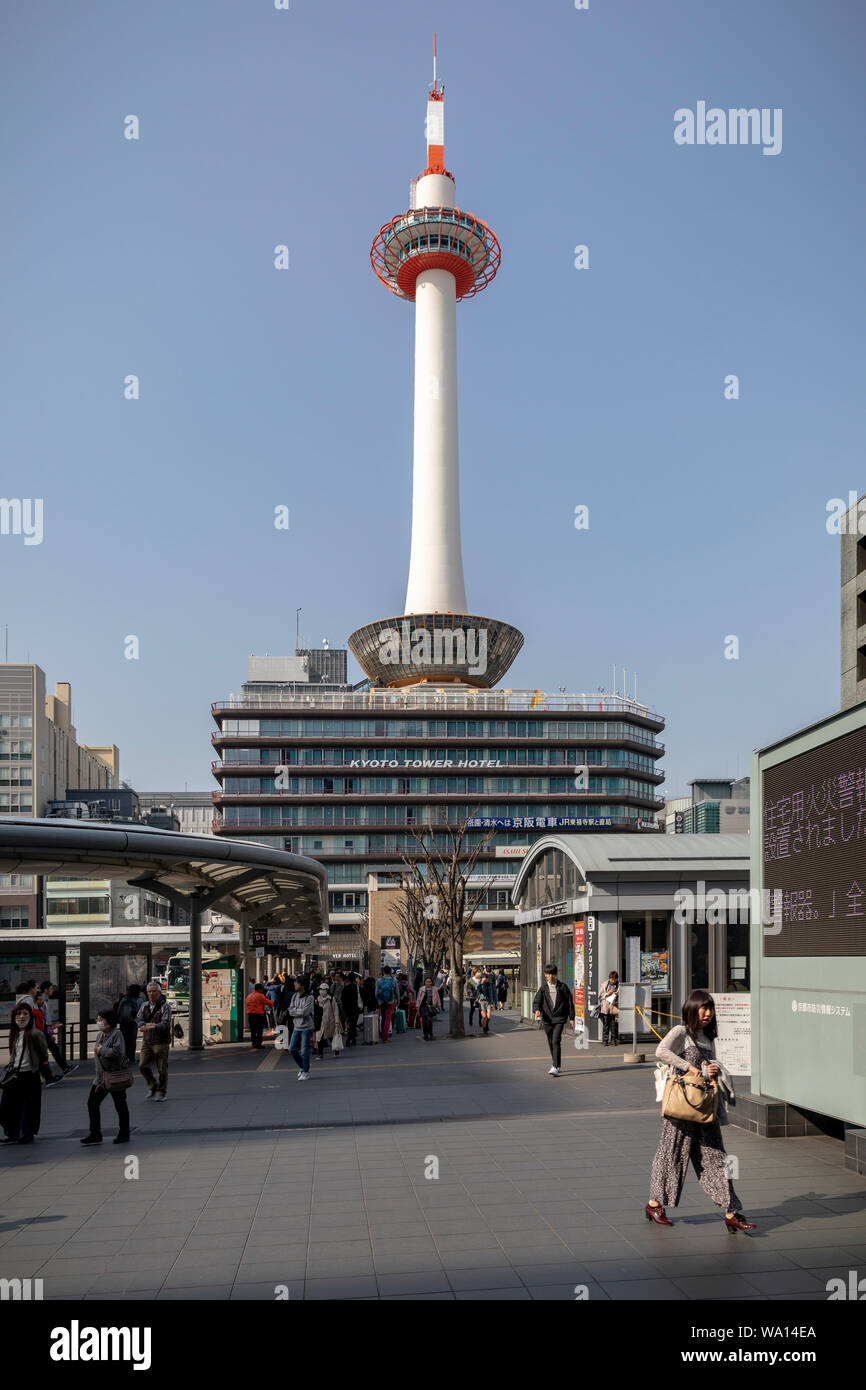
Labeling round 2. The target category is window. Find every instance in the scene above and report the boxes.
[47,896,110,916]
[621,911,671,1033]
[724,920,750,992]
[0,906,29,929]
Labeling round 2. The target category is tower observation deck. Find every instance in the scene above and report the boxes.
[349,42,524,690]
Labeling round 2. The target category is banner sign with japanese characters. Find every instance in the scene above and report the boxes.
[467,816,614,830]
[763,722,866,955]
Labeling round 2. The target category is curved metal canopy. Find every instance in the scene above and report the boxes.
[0,818,329,936]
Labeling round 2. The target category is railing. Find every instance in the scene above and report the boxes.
[211,689,663,721]
[211,758,665,776]
[212,792,667,809]
[212,728,664,750]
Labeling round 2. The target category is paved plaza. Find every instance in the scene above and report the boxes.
[1,1008,865,1301]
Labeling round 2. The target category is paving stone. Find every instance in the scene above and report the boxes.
[597,1278,690,1300]
[304,1275,379,1300]
[446,1266,525,1291]
[671,1273,763,1298]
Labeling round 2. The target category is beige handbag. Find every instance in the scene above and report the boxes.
[662,1071,719,1124]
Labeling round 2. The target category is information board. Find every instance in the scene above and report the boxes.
[763,723,866,955]
[640,950,670,995]
[714,992,751,1075]
[0,949,63,1030]
[573,922,585,1020]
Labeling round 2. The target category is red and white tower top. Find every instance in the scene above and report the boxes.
[424,32,447,176]
[371,38,501,302]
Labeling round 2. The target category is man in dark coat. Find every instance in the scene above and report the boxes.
[532,963,575,1076]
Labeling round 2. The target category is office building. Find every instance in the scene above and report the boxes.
[0,665,117,931]
[841,491,866,709]
[662,777,750,834]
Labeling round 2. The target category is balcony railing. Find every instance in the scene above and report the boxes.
[211,758,665,778]
[211,688,663,722]
[212,731,665,755]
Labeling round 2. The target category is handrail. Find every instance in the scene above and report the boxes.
[210,689,663,721]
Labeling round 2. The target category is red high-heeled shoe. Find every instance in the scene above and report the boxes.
[645,1203,673,1226]
[725,1212,756,1233]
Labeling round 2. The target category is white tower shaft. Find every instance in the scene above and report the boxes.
[405,266,467,615]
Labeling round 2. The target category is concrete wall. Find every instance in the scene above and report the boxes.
[841,494,866,708]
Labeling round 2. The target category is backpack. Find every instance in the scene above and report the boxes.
[379,976,396,1003]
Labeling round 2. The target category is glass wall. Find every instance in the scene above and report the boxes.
[219,716,662,746]
[621,911,671,1035]
[543,919,574,993]
[724,920,750,992]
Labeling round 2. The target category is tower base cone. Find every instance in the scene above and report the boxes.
[348,614,524,689]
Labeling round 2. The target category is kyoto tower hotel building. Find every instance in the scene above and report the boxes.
[210,51,666,956]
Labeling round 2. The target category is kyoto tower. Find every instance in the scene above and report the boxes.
[348,41,524,689]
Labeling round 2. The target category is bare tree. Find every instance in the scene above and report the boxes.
[391,876,446,981]
[402,816,496,1037]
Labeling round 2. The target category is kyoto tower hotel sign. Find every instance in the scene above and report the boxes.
[349,44,524,689]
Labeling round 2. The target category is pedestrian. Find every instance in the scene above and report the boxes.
[646,990,755,1232]
[26,987,55,1085]
[332,970,346,1029]
[80,1008,132,1146]
[360,975,378,1015]
[413,965,423,996]
[0,1002,48,1144]
[245,982,270,1050]
[38,981,75,1078]
[375,965,398,1043]
[532,963,575,1076]
[496,970,508,1011]
[476,972,496,1035]
[116,983,143,1066]
[342,972,362,1047]
[599,971,620,1046]
[466,967,482,1028]
[317,984,344,1058]
[276,974,296,1027]
[416,976,441,1041]
[14,979,39,1013]
[136,979,173,1102]
[288,975,315,1081]
[264,976,281,1029]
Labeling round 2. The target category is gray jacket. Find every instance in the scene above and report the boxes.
[288,992,315,1031]
[94,1026,128,1085]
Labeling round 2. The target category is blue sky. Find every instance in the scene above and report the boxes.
[2,0,864,795]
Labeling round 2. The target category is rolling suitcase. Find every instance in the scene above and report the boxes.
[363,1012,379,1045]
[407,1002,417,1029]
[393,1008,407,1034]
